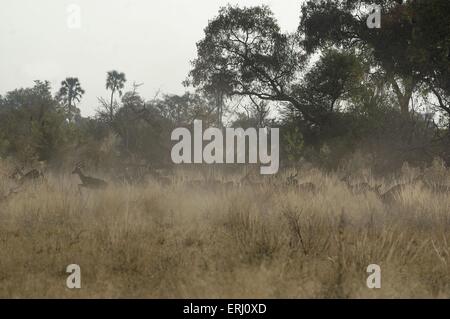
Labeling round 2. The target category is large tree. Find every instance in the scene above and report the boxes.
[0,81,74,163]
[188,5,319,123]
[299,0,450,117]
[56,77,85,123]
[188,5,373,130]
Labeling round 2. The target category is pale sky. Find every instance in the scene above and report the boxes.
[0,0,303,116]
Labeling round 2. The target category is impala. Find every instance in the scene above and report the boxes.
[72,163,108,190]
[376,175,424,204]
[341,175,381,195]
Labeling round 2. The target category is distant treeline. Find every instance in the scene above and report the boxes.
[0,0,449,174]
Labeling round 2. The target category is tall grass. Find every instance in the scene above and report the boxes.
[0,165,449,298]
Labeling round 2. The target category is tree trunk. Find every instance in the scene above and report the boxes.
[110,90,115,122]
[68,98,73,123]
[399,92,412,115]
[216,93,223,127]
[390,77,414,115]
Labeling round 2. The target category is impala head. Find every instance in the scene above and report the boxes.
[10,166,24,179]
[288,172,298,178]
[286,172,298,185]
[72,162,84,175]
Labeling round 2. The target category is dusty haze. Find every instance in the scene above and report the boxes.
[0,0,302,117]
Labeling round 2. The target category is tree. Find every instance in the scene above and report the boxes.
[0,81,75,164]
[286,49,366,126]
[246,97,271,128]
[105,70,126,121]
[153,92,216,127]
[410,0,450,126]
[188,5,317,123]
[56,77,85,123]
[112,89,173,165]
[299,0,450,117]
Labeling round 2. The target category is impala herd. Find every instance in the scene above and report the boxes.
[1,162,449,205]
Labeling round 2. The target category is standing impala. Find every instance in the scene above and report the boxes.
[72,163,108,190]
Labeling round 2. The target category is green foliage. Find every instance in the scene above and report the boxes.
[106,71,126,96]
[282,126,305,162]
[300,0,450,115]
[0,81,77,165]
[56,77,85,123]
[100,70,127,123]
[152,92,216,127]
[0,1,449,171]
[188,5,313,122]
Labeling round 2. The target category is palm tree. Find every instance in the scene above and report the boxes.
[106,70,126,121]
[57,77,85,122]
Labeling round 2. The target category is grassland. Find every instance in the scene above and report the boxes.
[0,163,450,298]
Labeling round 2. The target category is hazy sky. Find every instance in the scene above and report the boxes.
[1,0,303,116]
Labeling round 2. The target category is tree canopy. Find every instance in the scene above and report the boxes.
[0,1,449,172]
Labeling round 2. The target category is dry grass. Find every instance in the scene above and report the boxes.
[0,164,450,298]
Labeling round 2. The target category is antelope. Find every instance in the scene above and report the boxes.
[286,173,299,187]
[192,171,227,192]
[377,184,405,204]
[0,186,20,202]
[376,175,424,204]
[352,182,381,195]
[9,166,24,180]
[129,164,154,185]
[149,169,172,187]
[298,182,318,194]
[10,167,45,185]
[116,174,134,185]
[20,169,44,183]
[72,163,108,190]
[341,175,381,195]
[413,175,450,194]
[240,172,264,189]
[426,183,450,194]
